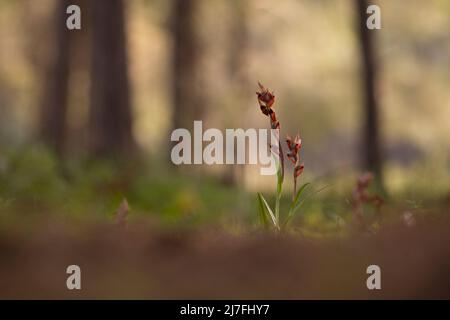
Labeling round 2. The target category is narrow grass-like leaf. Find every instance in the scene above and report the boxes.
[257,192,277,228]
[282,184,329,229]
[257,193,269,228]
[293,184,329,213]
[291,183,310,211]
[282,183,310,229]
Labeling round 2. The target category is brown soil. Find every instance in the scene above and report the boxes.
[1,216,450,299]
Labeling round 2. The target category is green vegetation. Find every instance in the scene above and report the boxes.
[1,145,448,239]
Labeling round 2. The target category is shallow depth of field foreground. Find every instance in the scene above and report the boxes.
[0,0,449,299]
[1,215,450,299]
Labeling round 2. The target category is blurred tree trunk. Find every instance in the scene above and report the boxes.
[66,0,91,156]
[89,0,134,156]
[222,0,249,185]
[170,0,203,132]
[39,0,72,155]
[355,0,383,185]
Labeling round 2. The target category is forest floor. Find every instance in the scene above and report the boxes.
[1,212,450,299]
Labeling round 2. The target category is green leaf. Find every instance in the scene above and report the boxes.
[257,193,269,228]
[291,183,310,211]
[257,192,277,228]
[282,184,329,229]
[282,183,310,229]
[293,184,329,213]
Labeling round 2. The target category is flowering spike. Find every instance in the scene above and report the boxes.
[256,82,276,117]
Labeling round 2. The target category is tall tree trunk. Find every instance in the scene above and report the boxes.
[89,0,134,156]
[171,0,203,132]
[39,0,72,155]
[355,0,383,184]
[66,0,90,156]
[222,0,249,185]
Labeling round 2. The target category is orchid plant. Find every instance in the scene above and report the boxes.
[255,82,310,231]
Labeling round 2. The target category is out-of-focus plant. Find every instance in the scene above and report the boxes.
[351,172,383,230]
[255,82,310,231]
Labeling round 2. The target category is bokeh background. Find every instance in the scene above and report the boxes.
[1,0,450,300]
[0,0,449,230]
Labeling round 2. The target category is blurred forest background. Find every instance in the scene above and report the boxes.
[0,0,449,232]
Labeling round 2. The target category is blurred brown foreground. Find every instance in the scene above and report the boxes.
[1,214,449,299]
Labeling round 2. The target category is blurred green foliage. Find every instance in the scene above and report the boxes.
[0,145,448,237]
[0,145,257,228]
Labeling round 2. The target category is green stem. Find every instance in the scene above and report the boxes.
[293,176,297,202]
[268,119,284,231]
[275,136,284,231]
[275,186,281,231]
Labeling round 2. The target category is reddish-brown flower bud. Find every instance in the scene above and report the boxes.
[286,134,302,164]
[286,152,297,164]
[256,82,275,116]
[294,163,304,178]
